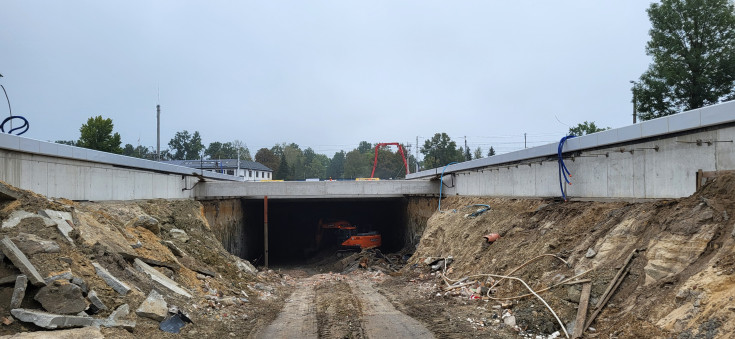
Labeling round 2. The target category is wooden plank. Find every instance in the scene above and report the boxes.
[573,283,592,338]
[593,249,636,310]
[585,260,634,330]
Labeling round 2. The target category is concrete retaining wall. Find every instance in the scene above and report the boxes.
[440,124,735,199]
[0,148,202,200]
[0,134,239,200]
[408,100,735,200]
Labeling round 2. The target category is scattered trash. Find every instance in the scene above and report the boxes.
[483,233,500,243]
[465,204,491,218]
[159,311,193,334]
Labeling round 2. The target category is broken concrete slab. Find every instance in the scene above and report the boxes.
[10,275,27,309]
[0,275,19,285]
[10,309,95,329]
[0,327,104,339]
[0,237,46,286]
[75,212,134,257]
[71,276,88,294]
[234,257,258,275]
[0,182,21,201]
[136,289,168,322]
[86,290,108,314]
[169,228,189,242]
[127,215,160,235]
[35,282,87,314]
[2,211,36,229]
[40,210,75,244]
[91,304,136,331]
[134,259,192,298]
[92,262,131,296]
[161,240,185,257]
[44,270,73,284]
[12,233,60,255]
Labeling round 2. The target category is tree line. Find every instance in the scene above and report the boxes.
[56,119,499,180]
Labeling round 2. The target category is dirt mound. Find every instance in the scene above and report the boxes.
[402,173,735,338]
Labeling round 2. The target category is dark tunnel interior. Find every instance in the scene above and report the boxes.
[241,198,408,266]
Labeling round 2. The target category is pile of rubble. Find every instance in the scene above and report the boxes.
[338,248,410,274]
[0,182,278,337]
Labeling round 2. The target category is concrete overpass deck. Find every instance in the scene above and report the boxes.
[195,180,438,200]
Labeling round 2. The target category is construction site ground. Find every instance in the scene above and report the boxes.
[2,174,735,338]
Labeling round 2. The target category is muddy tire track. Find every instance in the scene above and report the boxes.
[315,279,366,338]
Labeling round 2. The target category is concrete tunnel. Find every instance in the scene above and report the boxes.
[231,198,411,266]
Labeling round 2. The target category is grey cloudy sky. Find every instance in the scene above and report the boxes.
[1,1,652,157]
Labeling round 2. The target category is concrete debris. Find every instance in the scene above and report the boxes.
[34,281,88,314]
[0,327,104,339]
[134,258,192,298]
[585,248,597,258]
[10,275,28,309]
[0,275,19,285]
[92,262,131,296]
[10,308,96,329]
[44,270,73,284]
[169,228,190,242]
[71,276,88,294]
[161,240,185,257]
[12,233,60,255]
[86,290,108,314]
[135,289,168,322]
[0,182,21,201]
[2,210,37,229]
[40,210,75,244]
[234,257,258,275]
[131,240,142,249]
[0,236,46,286]
[92,304,136,331]
[130,215,161,235]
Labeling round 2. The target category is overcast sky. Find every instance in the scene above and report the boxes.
[1,1,652,158]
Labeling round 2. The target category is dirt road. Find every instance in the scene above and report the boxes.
[256,273,434,339]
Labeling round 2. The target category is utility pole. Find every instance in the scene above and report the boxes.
[524,133,527,149]
[630,80,637,124]
[415,136,419,172]
[156,104,161,160]
[464,136,468,160]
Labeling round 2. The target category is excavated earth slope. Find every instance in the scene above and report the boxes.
[406,173,735,338]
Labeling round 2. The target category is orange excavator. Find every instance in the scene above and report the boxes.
[317,219,381,251]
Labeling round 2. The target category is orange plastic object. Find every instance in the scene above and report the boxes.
[342,234,382,249]
[483,233,500,243]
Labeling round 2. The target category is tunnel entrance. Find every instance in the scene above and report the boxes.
[241,198,408,266]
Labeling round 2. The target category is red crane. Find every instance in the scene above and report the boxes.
[370,143,410,178]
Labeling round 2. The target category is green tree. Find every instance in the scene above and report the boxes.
[255,148,279,171]
[473,147,483,159]
[76,116,122,153]
[569,121,609,136]
[168,130,204,160]
[274,155,289,180]
[487,146,496,157]
[343,150,372,178]
[357,141,373,154]
[204,140,251,160]
[633,0,735,120]
[420,133,464,169]
[326,151,346,179]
